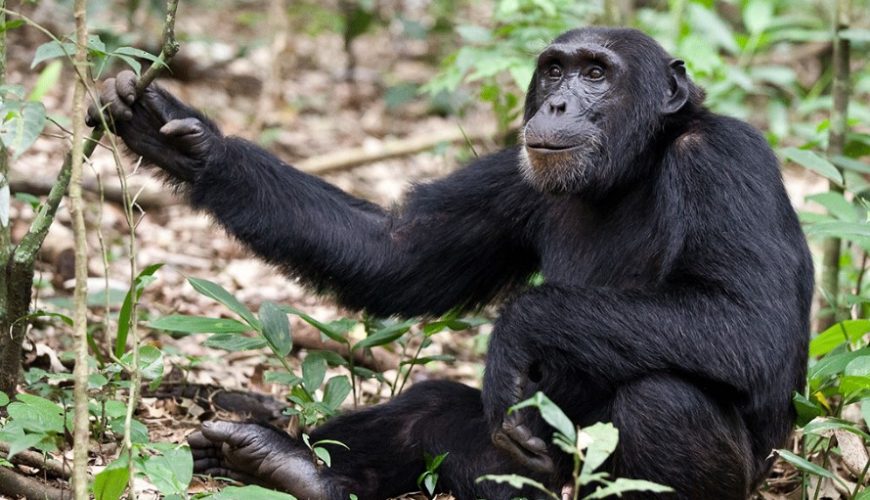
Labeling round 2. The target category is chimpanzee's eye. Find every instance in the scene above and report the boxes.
[586,65,605,80]
[547,64,563,79]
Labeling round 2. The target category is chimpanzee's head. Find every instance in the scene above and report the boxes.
[519,27,703,195]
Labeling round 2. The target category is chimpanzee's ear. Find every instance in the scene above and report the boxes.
[663,59,689,115]
[523,70,539,123]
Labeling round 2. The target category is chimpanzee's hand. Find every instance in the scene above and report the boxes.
[483,317,554,474]
[86,70,225,183]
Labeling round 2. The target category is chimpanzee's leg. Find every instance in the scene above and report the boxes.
[606,374,754,500]
[190,380,554,500]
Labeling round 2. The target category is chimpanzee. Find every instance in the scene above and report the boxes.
[88,27,812,499]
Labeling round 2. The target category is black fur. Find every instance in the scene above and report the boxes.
[93,27,812,499]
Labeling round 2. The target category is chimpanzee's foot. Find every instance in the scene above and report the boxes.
[188,420,335,499]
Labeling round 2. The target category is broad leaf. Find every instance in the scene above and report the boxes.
[204,334,267,351]
[781,147,842,184]
[31,41,77,68]
[188,277,258,327]
[260,301,292,357]
[0,101,46,159]
[353,319,415,350]
[586,478,673,498]
[147,315,252,334]
[94,457,130,500]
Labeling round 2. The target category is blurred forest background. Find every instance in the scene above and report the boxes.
[0,0,868,498]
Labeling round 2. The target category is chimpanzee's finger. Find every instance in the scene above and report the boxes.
[115,70,139,105]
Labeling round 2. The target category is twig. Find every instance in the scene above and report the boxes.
[116,4,181,500]
[9,174,178,209]
[297,126,496,175]
[818,0,852,332]
[69,0,91,495]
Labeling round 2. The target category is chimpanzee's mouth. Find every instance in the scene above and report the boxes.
[525,143,581,153]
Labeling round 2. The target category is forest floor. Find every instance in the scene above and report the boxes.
[3,1,825,498]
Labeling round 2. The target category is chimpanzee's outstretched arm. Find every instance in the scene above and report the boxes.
[89,72,542,317]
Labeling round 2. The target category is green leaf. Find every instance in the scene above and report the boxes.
[423,472,437,495]
[200,485,298,499]
[809,348,870,387]
[475,474,556,499]
[280,305,351,344]
[793,393,824,426]
[263,371,302,386]
[313,446,331,467]
[116,263,163,358]
[137,445,193,496]
[456,25,492,43]
[775,449,846,487]
[86,34,106,55]
[832,155,870,175]
[188,277,258,328]
[804,220,870,240]
[0,84,25,99]
[811,320,870,357]
[322,376,351,410]
[31,41,77,68]
[113,46,163,65]
[579,422,620,481]
[110,418,149,444]
[781,147,842,184]
[585,478,673,498]
[94,457,130,500]
[260,301,292,357]
[805,192,859,223]
[743,0,773,35]
[749,66,795,87]
[138,345,164,381]
[399,354,455,366]
[204,334,267,351]
[146,315,252,334]
[840,29,870,42]
[0,391,9,406]
[3,432,46,459]
[28,61,62,102]
[688,4,738,53]
[0,19,25,32]
[509,392,576,444]
[0,101,46,159]
[8,394,64,434]
[352,319,415,351]
[113,55,141,75]
[302,354,327,393]
[803,417,870,442]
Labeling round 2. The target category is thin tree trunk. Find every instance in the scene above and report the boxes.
[818,0,852,332]
[0,0,12,398]
[70,0,91,495]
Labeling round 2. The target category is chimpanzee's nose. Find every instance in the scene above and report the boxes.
[547,98,567,115]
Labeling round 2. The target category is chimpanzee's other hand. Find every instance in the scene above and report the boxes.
[86,70,224,182]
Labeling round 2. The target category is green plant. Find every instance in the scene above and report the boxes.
[425,0,600,133]
[478,392,672,499]
[418,451,449,497]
